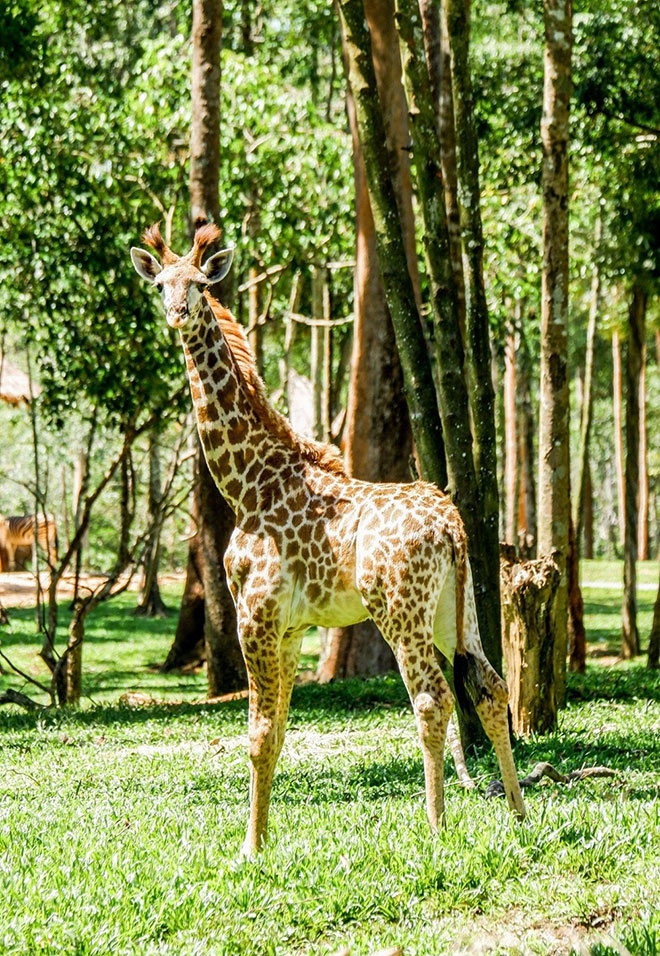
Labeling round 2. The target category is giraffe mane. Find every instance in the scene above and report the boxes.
[142,223,179,266]
[204,293,346,476]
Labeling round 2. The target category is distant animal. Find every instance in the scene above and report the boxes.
[131,223,526,857]
[0,514,58,571]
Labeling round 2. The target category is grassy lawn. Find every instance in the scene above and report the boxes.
[0,566,659,955]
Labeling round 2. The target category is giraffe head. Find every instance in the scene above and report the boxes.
[130,223,234,329]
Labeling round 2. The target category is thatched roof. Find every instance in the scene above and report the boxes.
[0,356,41,405]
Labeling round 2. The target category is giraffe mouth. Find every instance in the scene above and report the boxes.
[167,312,190,329]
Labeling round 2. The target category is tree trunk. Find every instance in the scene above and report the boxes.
[65,602,85,706]
[337,0,447,490]
[504,329,518,545]
[364,0,422,310]
[190,0,222,235]
[136,431,168,617]
[518,332,537,557]
[612,330,625,549]
[622,283,646,658]
[162,469,206,671]
[419,0,465,332]
[583,460,594,558]
[648,568,660,670]
[575,213,601,555]
[638,343,648,560]
[197,447,244,693]
[310,266,327,442]
[567,509,586,672]
[319,0,415,680]
[170,0,245,694]
[445,0,501,659]
[396,0,501,688]
[537,0,572,715]
[500,546,561,737]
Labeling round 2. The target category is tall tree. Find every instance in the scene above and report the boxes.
[612,329,626,547]
[621,283,646,658]
[172,0,245,694]
[574,213,602,555]
[445,0,500,634]
[537,0,572,715]
[419,0,466,330]
[396,0,502,683]
[135,431,168,617]
[318,0,415,681]
[336,0,448,492]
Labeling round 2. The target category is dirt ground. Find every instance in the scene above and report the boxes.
[0,571,185,609]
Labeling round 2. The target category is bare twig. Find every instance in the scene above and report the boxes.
[0,647,51,696]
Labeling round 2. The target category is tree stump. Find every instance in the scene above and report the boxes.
[500,545,561,737]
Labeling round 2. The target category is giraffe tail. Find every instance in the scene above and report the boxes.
[451,526,472,715]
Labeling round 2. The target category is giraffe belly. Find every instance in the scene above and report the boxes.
[289,581,370,631]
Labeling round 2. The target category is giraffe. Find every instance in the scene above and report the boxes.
[131,223,526,857]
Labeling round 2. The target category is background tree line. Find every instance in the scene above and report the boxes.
[0,0,658,717]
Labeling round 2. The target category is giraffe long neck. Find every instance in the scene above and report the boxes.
[180,299,289,517]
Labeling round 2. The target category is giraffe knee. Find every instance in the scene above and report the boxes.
[248,714,277,762]
[413,690,453,741]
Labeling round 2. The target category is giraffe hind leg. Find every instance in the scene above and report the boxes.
[371,606,454,830]
[455,649,526,818]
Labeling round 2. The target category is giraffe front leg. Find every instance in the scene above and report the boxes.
[242,669,280,857]
[274,632,303,762]
[238,617,284,858]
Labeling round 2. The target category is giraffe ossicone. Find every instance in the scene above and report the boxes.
[131,223,526,857]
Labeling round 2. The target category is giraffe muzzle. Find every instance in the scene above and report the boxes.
[167,310,190,329]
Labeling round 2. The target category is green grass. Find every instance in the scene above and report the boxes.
[0,568,659,955]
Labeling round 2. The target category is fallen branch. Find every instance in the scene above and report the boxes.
[485,762,618,798]
[0,688,45,710]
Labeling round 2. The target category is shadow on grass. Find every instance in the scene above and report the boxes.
[0,604,174,650]
[0,676,411,733]
[567,665,660,703]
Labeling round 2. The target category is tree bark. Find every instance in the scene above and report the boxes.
[622,283,646,658]
[575,213,601,556]
[169,0,246,695]
[419,0,465,332]
[612,330,625,549]
[504,329,518,545]
[518,331,537,557]
[310,266,327,442]
[537,0,572,714]
[319,0,415,680]
[190,0,222,234]
[638,343,648,560]
[163,488,206,671]
[583,460,594,558]
[648,568,660,670]
[500,546,561,737]
[445,0,501,650]
[567,509,586,673]
[136,431,168,617]
[396,0,501,686]
[337,0,447,491]
[65,603,84,706]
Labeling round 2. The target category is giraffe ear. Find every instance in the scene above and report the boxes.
[130,247,162,283]
[202,246,234,284]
